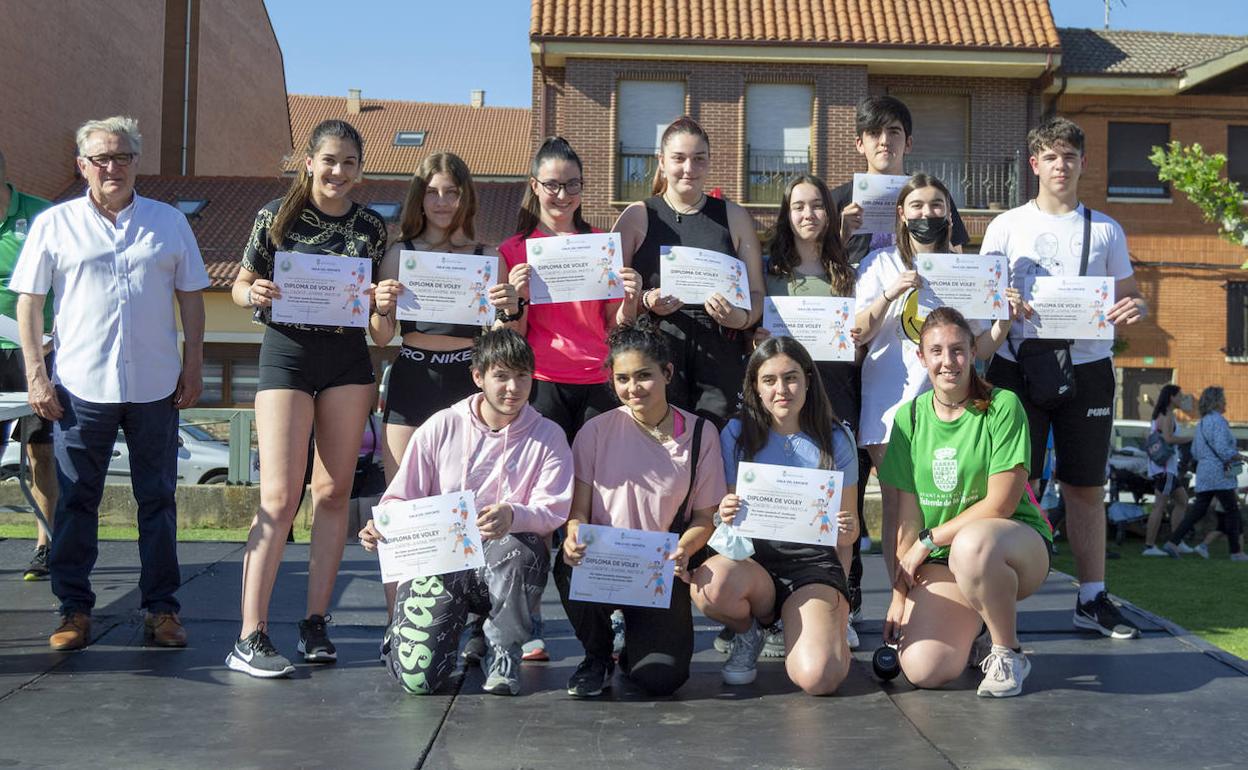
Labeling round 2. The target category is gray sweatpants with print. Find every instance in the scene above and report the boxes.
[383,532,549,695]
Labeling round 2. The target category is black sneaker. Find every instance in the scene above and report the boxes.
[1074,591,1141,640]
[226,628,295,678]
[23,545,49,581]
[297,614,338,662]
[567,655,613,698]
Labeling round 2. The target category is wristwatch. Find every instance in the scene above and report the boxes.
[918,528,937,551]
[496,297,528,323]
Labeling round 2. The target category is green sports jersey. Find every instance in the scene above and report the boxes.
[879,388,1052,559]
[0,183,54,349]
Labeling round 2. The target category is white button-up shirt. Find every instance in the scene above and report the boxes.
[8,192,211,403]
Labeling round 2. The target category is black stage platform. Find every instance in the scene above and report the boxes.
[1,538,1245,769]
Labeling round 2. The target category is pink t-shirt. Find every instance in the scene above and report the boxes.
[499,230,618,385]
[572,406,727,532]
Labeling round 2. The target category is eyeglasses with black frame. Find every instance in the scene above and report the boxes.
[83,153,136,168]
[535,178,583,196]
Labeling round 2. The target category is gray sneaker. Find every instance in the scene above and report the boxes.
[722,622,764,685]
[482,644,521,696]
[967,626,992,668]
[976,645,1031,698]
[761,623,786,658]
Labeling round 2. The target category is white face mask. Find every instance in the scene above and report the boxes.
[707,520,755,561]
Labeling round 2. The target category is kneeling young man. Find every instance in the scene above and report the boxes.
[359,329,573,695]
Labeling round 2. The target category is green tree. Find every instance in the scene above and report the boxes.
[1150,141,1248,267]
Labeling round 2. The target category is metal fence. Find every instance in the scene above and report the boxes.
[617,146,659,201]
[905,152,1023,210]
[746,147,811,204]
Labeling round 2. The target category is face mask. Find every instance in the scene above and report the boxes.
[906,216,949,245]
[708,520,755,561]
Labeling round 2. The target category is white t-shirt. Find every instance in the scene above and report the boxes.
[980,202,1132,365]
[855,247,933,447]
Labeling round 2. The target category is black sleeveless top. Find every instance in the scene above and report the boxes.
[398,241,488,339]
[633,195,736,291]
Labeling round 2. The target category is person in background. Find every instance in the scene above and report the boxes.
[1163,386,1246,561]
[0,146,59,581]
[1142,384,1192,556]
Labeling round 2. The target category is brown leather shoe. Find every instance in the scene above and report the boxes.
[49,612,91,651]
[144,611,188,648]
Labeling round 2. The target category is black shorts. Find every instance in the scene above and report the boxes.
[257,325,374,396]
[657,309,748,429]
[751,539,849,615]
[383,344,475,427]
[986,356,1115,487]
[1153,471,1178,495]
[0,349,53,445]
[528,378,617,445]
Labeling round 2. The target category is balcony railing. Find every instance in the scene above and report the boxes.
[906,152,1023,210]
[747,147,810,204]
[617,146,659,202]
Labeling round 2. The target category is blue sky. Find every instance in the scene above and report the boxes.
[267,0,1248,109]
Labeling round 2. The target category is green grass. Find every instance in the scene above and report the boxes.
[1052,538,1248,660]
[0,524,309,543]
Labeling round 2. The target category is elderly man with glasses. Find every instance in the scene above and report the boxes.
[8,116,210,651]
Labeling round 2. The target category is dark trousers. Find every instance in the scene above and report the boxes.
[554,551,693,696]
[528,379,618,447]
[1168,488,1243,554]
[49,386,181,614]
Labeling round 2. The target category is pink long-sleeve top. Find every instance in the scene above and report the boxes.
[380,393,574,535]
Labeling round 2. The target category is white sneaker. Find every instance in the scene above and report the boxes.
[1196,544,1211,559]
[976,645,1031,698]
[846,622,860,650]
[1176,542,1197,555]
[482,644,521,696]
[722,622,764,685]
[1230,553,1248,562]
[1141,546,1168,557]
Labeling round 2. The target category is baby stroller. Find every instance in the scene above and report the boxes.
[1105,444,1155,545]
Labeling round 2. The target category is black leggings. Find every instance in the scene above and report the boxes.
[1167,488,1243,554]
[553,552,693,696]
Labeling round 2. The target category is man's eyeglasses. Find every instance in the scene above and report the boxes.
[83,153,136,168]
[536,178,583,196]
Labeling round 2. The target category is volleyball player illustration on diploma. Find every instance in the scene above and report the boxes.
[598,238,621,290]
[986,262,1005,312]
[644,549,668,599]
[448,520,477,559]
[468,264,493,323]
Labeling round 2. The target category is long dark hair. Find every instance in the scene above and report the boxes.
[271,119,363,249]
[764,174,854,296]
[397,152,477,246]
[918,307,993,412]
[651,116,710,197]
[1152,384,1182,421]
[894,173,953,270]
[515,136,592,238]
[736,337,841,470]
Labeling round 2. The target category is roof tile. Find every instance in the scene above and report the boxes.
[286,95,531,178]
[1058,28,1248,76]
[530,0,1059,49]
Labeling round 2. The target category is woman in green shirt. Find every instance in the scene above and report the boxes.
[879,307,1052,698]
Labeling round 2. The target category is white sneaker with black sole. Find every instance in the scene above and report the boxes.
[1074,591,1141,639]
[297,614,337,662]
[976,645,1031,698]
[761,623,786,658]
[226,628,296,679]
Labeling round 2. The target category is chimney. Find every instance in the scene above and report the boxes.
[347,88,361,114]
[470,89,485,109]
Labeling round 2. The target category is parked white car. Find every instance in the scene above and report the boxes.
[1,420,259,485]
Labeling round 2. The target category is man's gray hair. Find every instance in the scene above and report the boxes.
[75,116,142,156]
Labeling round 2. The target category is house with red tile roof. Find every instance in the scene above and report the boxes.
[1050,28,1248,419]
[529,0,1061,234]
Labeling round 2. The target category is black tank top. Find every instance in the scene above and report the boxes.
[398,241,488,339]
[633,195,736,291]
